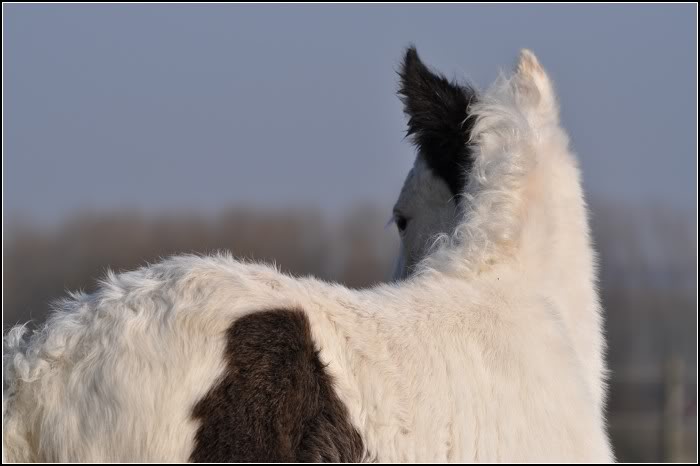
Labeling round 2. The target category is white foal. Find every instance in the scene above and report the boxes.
[3,48,613,463]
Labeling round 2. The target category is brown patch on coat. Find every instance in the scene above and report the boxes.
[190,309,365,462]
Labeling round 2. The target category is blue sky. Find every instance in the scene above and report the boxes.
[4,4,697,225]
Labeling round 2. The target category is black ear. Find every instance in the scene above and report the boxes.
[398,46,477,199]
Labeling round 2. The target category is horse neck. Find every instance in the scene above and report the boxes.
[515,126,606,412]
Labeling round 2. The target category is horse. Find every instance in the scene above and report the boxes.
[3,47,612,462]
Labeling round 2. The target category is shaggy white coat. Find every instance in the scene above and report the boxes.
[3,51,612,462]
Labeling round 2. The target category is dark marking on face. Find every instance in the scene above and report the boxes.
[398,46,478,201]
[190,309,365,463]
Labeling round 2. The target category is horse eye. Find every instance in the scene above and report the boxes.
[395,215,409,233]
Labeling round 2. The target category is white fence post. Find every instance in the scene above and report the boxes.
[662,354,685,462]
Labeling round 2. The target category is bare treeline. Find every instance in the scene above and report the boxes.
[589,200,696,462]
[3,205,399,327]
[2,201,697,461]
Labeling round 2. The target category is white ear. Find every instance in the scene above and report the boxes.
[512,49,559,124]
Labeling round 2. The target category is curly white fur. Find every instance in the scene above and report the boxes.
[3,50,612,462]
